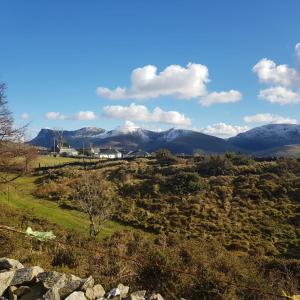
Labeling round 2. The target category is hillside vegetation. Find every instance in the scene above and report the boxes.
[33,153,300,258]
[1,153,300,299]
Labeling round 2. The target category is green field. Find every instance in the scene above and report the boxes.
[34,155,84,168]
[0,175,129,239]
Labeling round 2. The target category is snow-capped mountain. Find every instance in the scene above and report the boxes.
[229,124,300,151]
[29,124,300,156]
[99,128,151,141]
[29,126,236,154]
[159,128,190,142]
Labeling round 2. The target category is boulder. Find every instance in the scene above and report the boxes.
[37,271,83,298]
[65,291,87,300]
[129,291,146,300]
[8,286,17,300]
[59,274,83,298]
[0,271,14,296]
[0,259,23,272]
[117,284,129,298]
[43,286,61,300]
[13,286,31,298]
[10,266,44,286]
[18,282,46,300]
[85,284,105,299]
[80,276,94,292]
[37,272,66,290]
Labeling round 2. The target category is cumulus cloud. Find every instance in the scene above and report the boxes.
[200,123,249,138]
[97,63,209,100]
[74,111,97,120]
[118,120,140,131]
[20,113,29,120]
[253,43,300,105]
[45,111,97,121]
[244,113,298,124]
[253,58,300,87]
[199,90,242,107]
[45,112,67,120]
[103,103,191,126]
[258,86,300,105]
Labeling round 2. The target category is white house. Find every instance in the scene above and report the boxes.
[93,148,122,159]
[58,146,79,157]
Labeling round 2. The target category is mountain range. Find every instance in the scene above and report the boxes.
[29,124,300,157]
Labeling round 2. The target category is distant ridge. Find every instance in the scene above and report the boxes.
[29,124,300,156]
[228,124,300,151]
[29,127,238,154]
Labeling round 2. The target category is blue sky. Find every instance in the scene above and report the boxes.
[1,0,300,138]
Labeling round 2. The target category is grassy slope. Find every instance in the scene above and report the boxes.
[34,155,84,168]
[0,175,129,239]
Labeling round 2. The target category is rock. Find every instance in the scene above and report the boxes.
[13,286,31,298]
[0,271,14,296]
[148,294,164,300]
[80,276,94,292]
[93,284,105,298]
[85,284,105,299]
[37,272,83,298]
[117,284,129,298]
[129,291,146,300]
[0,259,23,272]
[19,282,46,300]
[107,288,120,298]
[59,274,83,298]
[10,266,44,286]
[37,272,66,290]
[0,259,165,300]
[9,293,17,300]
[43,287,61,300]
[8,286,17,300]
[65,291,87,300]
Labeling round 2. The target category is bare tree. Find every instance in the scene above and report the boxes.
[0,83,37,184]
[72,173,116,237]
[52,128,65,153]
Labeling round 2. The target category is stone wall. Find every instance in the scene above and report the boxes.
[0,258,164,300]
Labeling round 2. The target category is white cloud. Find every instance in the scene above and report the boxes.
[296,43,300,60]
[254,44,300,106]
[117,120,140,132]
[97,63,242,107]
[97,63,209,100]
[244,113,298,124]
[103,103,191,126]
[45,112,67,120]
[74,111,97,120]
[45,111,97,121]
[253,58,300,87]
[258,86,300,105]
[199,90,242,107]
[20,113,29,120]
[200,123,249,138]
